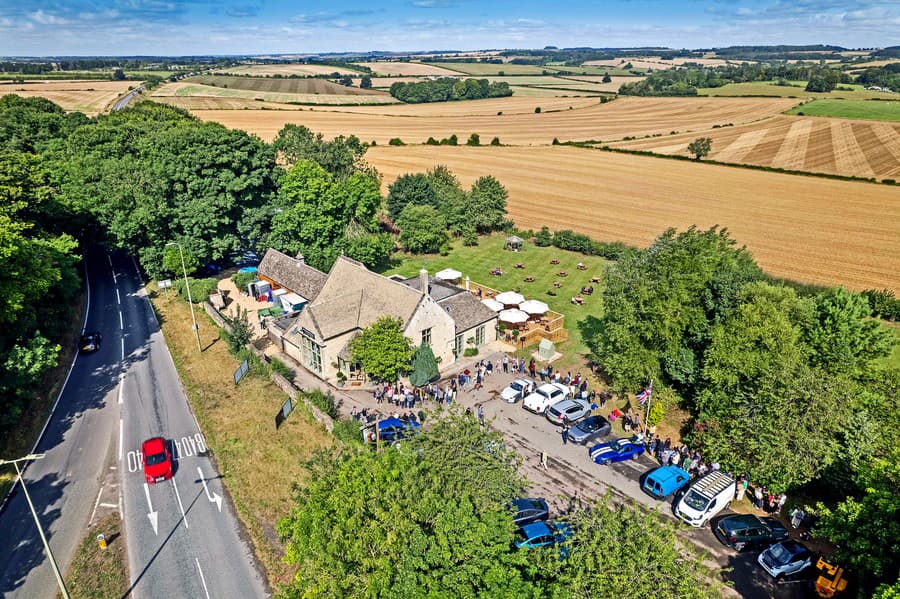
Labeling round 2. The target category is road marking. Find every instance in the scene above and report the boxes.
[119,310,123,329]
[118,373,124,405]
[197,467,223,512]
[196,558,211,599]
[116,288,121,305]
[99,502,117,508]
[108,254,113,267]
[89,485,104,525]
[172,478,189,529]
[143,483,158,535]
[121,337,125,360]
[118,419,124,461]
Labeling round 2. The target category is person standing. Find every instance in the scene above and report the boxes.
[736,475,749,502]
[561,424,570,445]
[529,359,536,378]
[503,355,509,373]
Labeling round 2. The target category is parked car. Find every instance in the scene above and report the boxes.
[546,398,592,425]
[79,332,102,354]
[589,437,645,464]
[515,520,573,550]
[511,498,550,527]
[362,417,421,444]
[642,465,691,500]
[672,471,736,528]
[758,540,813,579]
[567,415,612,445]
[522,383,570,414]
[714,514,789,551]
[141,437,174,484]
[501,378,535,403]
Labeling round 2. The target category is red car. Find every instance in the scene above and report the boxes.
[141,437,173,484]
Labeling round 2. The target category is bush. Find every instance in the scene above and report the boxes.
[462,229,478,246]
[463,347,478,357]
[552,229,594,254]
[466,133,480,146]
[534,106,541,113]
[490,137,501,146]
[224,307,253,354]
[388,138,405,146]
[552,137,559,145]
[534,226,553,247]
[231,271,255,290]
[440,134,458,146]
[234,346,268,377]
[591,240,631,260]
[331,418,363,445]
[173,277,219,304]
[425,137,440,145]
[269,356,293,379]
[305,389,338,418]
[862,289,900,321]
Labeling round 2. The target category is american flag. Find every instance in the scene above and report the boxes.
[636,382,653,406]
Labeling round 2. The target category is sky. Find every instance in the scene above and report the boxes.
[0,0,898,57]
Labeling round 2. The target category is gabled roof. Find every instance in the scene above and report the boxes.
[439,292,498,335]
[258,249,327,302]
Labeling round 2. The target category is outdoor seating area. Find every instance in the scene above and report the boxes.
[470,281,567,347]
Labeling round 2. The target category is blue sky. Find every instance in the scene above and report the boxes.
[1,0,898,56]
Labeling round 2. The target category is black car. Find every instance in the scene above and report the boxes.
[714,514,789,551]
[79,332,102,354]
[512,498,550,527]
[567,415,612,445]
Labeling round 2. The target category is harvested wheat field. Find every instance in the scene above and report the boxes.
[354,61,464,77]
[150,96,309,111]
[184,76,387,96]
[614,115,900,180]
[367,145,900,292]
[152,82,397,106]
[195,96,799,145]
[311,95,603,116]
[0,80,134,114]
[216,63,362,77]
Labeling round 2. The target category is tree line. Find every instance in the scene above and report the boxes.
[389,78,512,103]
[583,225,899,591]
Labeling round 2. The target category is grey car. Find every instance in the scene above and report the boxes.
[568,415,612,444]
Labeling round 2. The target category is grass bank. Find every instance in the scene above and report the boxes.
[63,514,128,599]
[787,98,900,121]
[150,289,334,589]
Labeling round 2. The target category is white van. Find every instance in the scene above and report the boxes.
[522,383,570,414]
[673,470,736,527]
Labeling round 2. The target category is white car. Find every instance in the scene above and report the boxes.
[523,383,570,414]
[501,378,535,403]
[545,398,592,425]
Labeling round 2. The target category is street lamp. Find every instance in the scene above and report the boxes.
[0,454,70,599]
[166,241,202,352]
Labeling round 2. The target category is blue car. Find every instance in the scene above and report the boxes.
[515,520,573,550]
[362,417,420,444]
[589,437,645,465]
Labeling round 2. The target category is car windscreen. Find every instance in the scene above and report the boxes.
[145,452,167,466]
[547,407,561,417]
[682,489,709,511]
[579,418,599,432]
[510,382,524,391]
[768,544,791,563]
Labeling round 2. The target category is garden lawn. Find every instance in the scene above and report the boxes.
[786,99,900,121]
[382,234,610,365]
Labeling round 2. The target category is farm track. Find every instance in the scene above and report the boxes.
[615,114,900,179]
[367,145,900,293]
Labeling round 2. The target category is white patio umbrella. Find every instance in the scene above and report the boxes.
[519,299,549,315]
[481,298,504,312]
[435,268,462,281]
[495,291,525,306]
[499,309,529,324]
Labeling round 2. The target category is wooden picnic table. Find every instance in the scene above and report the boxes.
[524,276,535,282]
[550,259,560,265]
[590,276,601,283]
[553,281,562,288]
[557,271,568,277]
[514,262,525,269]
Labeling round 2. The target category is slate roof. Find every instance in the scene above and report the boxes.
[400,274,463,302]
[258,249,327,302]
[439,292,499,335]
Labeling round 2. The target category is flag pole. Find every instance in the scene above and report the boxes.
[643,379,653,436]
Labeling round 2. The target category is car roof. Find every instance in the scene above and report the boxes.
[720,514,762,529]
[780,540,808,554]
[520,521,552,537]
[512,378,531,385]
[761,517,787,530]
[513,498,547,511]
[551,398,588,409]
[142,437,166,453]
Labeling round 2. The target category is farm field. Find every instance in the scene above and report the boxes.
[613,114,900,179]
[431,62,549,75]
[152,82,397,105]
[216,63,363,76]
[507,86,601,97]
[0,79,134,114]
[184,75,386,96]
[149,96,308,110]
[366,144,900,292]
[354,61,465,77]
[194,96,799,145]
[310,95,603,116]
[786,99,900,121]
[698,81,898,100]
[484,75,639,93]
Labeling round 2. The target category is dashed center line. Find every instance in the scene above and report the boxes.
[196,558,211,599]
[172,478,189,529]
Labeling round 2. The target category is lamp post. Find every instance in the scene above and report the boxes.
[0,454,70,599]
[166,241,202,352]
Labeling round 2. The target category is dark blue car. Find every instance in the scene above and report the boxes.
[589,437,645,465]
[362,417,420,444]
[515,521,573,550]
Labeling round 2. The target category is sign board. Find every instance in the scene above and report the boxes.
[158,279,173,289]
[275,397,294,429]
[233,359,249,385]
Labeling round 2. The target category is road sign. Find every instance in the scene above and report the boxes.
[158,279,173,289]
[233,359,249,384]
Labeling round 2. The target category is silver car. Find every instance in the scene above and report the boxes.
[500,378,535,403]
[546,398,592,426]
[567,415,612,444]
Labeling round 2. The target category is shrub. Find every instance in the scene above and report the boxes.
[862,289,900,321]
[463,347,478,357]
[467,133,481,146]
[173,277,219,304]
[591,240,631,260]
[534,226,553,247]
[552,137,559,145]
[234,346,268,377]
[552,229,594,254]
[425,137,439,145]
[490,137,501,146]
[231,271,255,290]
[224,307,253,354]
[534,106,541,113]
[269,356,293,379]
[331,418,363,445]
[462,229,478,246]
[440,134,458,146]
[305,389,338,418]
[388,137,405,146]
[497,111,502,116]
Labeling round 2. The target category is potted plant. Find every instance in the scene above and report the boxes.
[336,371,346,387]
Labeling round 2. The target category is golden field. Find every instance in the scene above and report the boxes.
[366,144,900,292]
[193,96,800,144]
[216,63,362,76]
[151,81,397,106]
[354,61,465,77]
[0,80,134,114]
[614,115,900,180]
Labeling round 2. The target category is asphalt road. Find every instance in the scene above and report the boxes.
[0,249,266,598]
[113,86,144,111]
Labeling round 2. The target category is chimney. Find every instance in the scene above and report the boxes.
[295,253,304,265]
[419,268,429,297]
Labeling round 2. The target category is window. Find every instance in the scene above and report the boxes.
[421,327,432,347]
[475,325,485,346]
[454,334,463,357]
[300,335,322,374]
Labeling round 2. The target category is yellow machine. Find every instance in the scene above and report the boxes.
[814,557,848,598]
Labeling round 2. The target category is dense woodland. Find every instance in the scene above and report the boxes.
[389,78,512,103]
[1,94,898,596]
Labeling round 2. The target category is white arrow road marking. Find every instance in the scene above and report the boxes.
[143,483,158,535]
[197,467,222,512]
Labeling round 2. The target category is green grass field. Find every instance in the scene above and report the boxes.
[698,81,898,100]
[786,99,900,121]
[383,235,609,363]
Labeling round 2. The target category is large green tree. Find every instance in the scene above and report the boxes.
[408,343,439,387]
[396,204,448,254]
[277,413,533,598]
[349,316,414,383]
[272,124,371,180]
